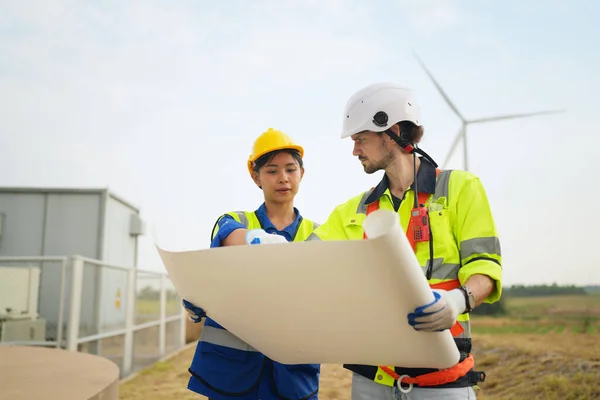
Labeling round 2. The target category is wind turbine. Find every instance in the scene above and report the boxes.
[412,51,565,171]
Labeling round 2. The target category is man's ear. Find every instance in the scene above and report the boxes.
[389,123,401,137]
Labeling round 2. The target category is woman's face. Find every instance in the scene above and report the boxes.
[252,151,304,203]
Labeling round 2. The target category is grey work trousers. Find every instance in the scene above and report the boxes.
[351,372,477,400]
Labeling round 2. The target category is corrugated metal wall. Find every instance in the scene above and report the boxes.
[0,191,102,259]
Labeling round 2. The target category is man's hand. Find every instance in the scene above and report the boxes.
[245,229,288,245]
[407,289,466,332]
[183,299,207,323]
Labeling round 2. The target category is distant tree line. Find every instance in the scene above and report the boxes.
[136,283,596,316]
[504,283,588,297]
[584,285,600,294]
[471,298,508,316]
[471,283,594,316]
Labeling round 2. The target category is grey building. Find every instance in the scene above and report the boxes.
[0,187,145,265]
[0,187,146,343]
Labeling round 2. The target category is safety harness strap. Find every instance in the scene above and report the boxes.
[379,354,483,389]
[362,168,481,388]
[362,172,464,338]
[363,189,430,251]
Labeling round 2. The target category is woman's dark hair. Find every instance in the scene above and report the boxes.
[252,149,303,173]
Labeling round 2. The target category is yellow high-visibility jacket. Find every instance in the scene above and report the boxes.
[307,161,502,388]
[211,210,318,242]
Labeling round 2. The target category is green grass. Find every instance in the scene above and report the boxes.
[507,294,600,317]
[472,294,600,335]
[135,298,182,323]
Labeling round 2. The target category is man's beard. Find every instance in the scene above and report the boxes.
[362,141,395,174]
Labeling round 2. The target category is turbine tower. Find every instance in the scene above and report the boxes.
[413,51,565,171]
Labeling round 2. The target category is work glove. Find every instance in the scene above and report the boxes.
[407,289,466,332]
[182,299,207,323]
[245,229,288,245]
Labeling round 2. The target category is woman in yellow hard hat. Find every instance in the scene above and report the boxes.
[182,128,321,400]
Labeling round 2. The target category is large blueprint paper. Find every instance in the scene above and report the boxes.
[157,209,460,369]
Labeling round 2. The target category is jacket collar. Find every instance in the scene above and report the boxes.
[365,157,437,205]
[254,202,302,240]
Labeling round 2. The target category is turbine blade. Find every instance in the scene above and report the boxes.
[469,109,566,124]
[442,125,464,168]
[413,49,465,121]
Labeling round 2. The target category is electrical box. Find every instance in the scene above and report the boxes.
[0,319,46,342]
[0,266,46,343]
[0,266,40,320]
[129,214,146,236]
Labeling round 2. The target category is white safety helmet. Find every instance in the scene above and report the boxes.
[341,83,421,139]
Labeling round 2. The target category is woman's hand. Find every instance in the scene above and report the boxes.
[245,229,288,245]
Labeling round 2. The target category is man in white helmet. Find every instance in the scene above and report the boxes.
[307,83,503,399]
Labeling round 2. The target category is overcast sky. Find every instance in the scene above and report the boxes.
[1,1,598,286]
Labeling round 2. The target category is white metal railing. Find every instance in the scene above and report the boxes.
[0,255,187,378]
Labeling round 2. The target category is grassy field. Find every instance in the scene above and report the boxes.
[135,297,182,323]
[473,294,600,335]
[120,294,600,400]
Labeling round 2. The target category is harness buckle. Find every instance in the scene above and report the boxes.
[468,370,486,383]
[396,375,413,394]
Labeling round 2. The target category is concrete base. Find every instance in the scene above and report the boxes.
[0,345,120,400]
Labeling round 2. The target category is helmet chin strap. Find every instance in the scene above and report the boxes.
[384,129,438,168]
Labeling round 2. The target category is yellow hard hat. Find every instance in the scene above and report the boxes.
[247,128,304,176]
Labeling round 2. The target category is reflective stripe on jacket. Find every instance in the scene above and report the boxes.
[308,168,502,388]
[189,209,320,400]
